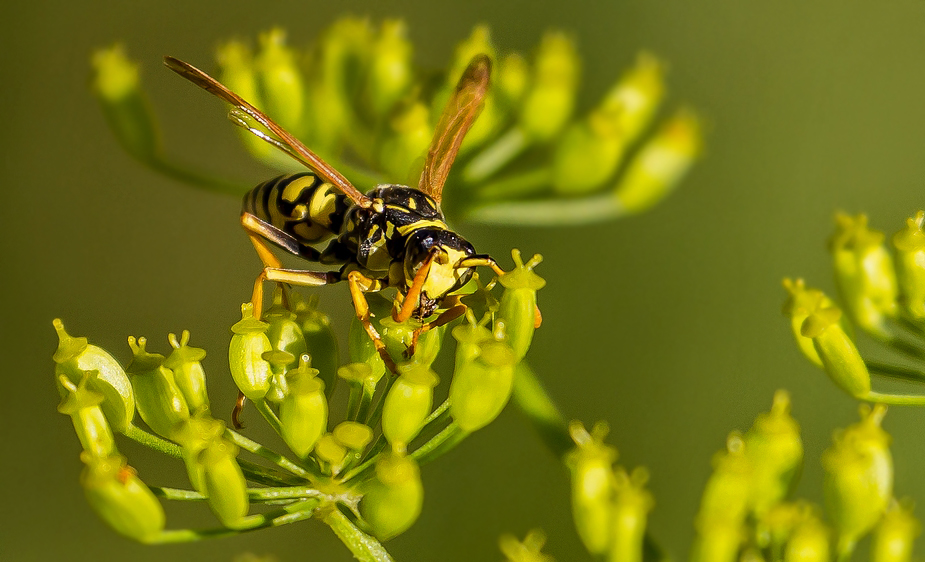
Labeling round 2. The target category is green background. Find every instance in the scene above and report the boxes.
[4,1,925,560]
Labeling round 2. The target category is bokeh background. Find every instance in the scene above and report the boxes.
[5,1,925,560]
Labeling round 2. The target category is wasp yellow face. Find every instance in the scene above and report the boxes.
[403,229,476,317]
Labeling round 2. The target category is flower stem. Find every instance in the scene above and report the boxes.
[510,362,573,459]
[252,399,283,435]
[123,423,183,458]
[464,127,531,183]
[467,192,628,226]
[411,421,468,465]
[865,391,925,405]
[320,506,395,562]
[225,428,318,480]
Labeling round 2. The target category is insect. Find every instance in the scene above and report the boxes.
[163,54,524,371]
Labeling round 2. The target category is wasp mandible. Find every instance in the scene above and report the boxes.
[164,54,531,371]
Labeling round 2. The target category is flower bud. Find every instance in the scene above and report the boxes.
[449,323,517,433]
[801,304,871,398]
[892,211,925,321]
[565,421,617,555]
[499,529,555,562]
[216,40,272,160]
[382,363,439,450]
[363,20,413,119]
[263,349,296,403]
[229,303,273,400]
[782,279,840,367]
[293,295,339,395]
[613,108,702,214]
[519,31,579,142]
[691,434,752,562]
[333,421,374,452]
[498,250,546,361]
[315,433,348,473]
[80,453,164,542]
[829,212,899,337]
[173,413,225,494]
[264,289,308,357]
[785,514,830,562]
[279,356,327,458]
[126,336,190,440]
[756,501,805,553]
[438,26,500,152]
[57,374,118,458]
[551,115,625,195]
[608,467,653,562]
[872,501,920,562]
[359,453,423,540]
[743,390,803,515]
[349,294,390,380]
[497,53,529,106]
[53,319,134,432]
[256,28,305,134]
[379,101,433,183]
[198,436,249,528]
[823,404,893,557]
[91,45,159,161]
[163,330,209,414]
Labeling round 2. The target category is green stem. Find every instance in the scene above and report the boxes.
[148,156,248,196]
[347,382,364,422]
[510,362,573,459]
[363,374,399,430]
[463,127,531,183]
[225,428,318,480]
[123,423,183,458]
[472,168,552,202]
[865,391,925,405]
[253,399,283,435]
[866,361,925,383]
[467,192,629,226]
[145,498,321,543]
[238,459,305,487]
[410,421,468,466]
[152,485,328,502]
[320,506,395,562]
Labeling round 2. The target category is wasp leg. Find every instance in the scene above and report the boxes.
[346,270,399,374]
[394,250,438,323]
[231,393,248,429]
[458,256,542,328]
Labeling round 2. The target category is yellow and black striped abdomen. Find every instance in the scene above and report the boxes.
[243,173,350,259]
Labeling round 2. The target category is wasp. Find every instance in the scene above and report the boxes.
[164,54,532,371]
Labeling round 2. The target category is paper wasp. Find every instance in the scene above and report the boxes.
[163,54,528,372]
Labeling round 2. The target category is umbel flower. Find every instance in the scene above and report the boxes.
[91,18,702,226]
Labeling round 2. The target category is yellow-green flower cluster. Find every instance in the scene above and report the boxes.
[52,249,543,551]
[91,18,702,226]
[783,210,925,405]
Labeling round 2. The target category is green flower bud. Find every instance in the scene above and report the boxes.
[743,390,803,515]
[256,28,305,134]
[892,211,925,321]
[565,421,617,555]
[782,279,840,367]
[829,212,899,337]
[199,436,249,528]
[363,20,414,119]
[229,303,273,400]
[449,323,516,433]
[379,101,433,183]
[91,45,159,161]
[613,108,702,214]
[173,413,226,493]
[264,289,308,358]
[498,250,546,361]
[57,374,117,458]
[126,336,190,440]
[872,501,920,562]
[499,529,555,562]
[315,433,348,473]
[756,501,807,553]
[823,404,893,557]
[263,349,296,403]
[691,434,751,562]
[519,31,579,142]
[552,114,625,195]
[382,363,439,450]
[279,356,327,458]
[600,52,665,146]
[53,319,134,432]
[439,25,500,152]
[801,304,871,398]
[163,330,209,414]
[293,295,339,395]
[608,468,654,562]
[359,453,423,540]
[216,40,273,160]
[80,453,165,542]
[497,53,529,107]
[785,514,830,562]
[333,421,374,452]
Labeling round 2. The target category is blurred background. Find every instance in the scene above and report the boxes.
[5,1,925,560]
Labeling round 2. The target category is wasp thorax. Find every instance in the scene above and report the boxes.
[403,229,476,317]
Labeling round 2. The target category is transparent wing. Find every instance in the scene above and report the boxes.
[163,56,370,208]
[418,54,491,204]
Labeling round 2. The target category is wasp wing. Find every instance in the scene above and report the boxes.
[163,56,370,208]
[418,54,491,204]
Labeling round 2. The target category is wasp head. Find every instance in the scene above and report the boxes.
[403,229,477,318]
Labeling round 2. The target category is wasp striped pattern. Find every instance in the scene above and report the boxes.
[243,173,349,260]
